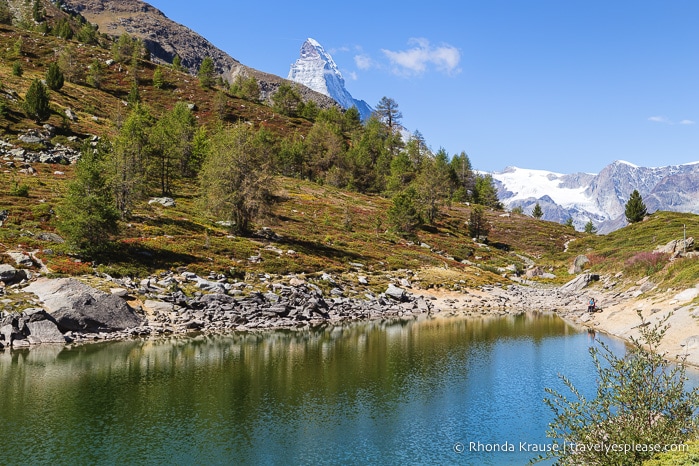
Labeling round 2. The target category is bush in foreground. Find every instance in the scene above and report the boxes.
[536,312,699,465]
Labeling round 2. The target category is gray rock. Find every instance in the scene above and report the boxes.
[385,284,406,301]
[148,197,176,207]
[0,264,26,283]
[26,320,65,344]
[24,278,143,333]
[6,251,33,267]
[568,255,590,275]
[37,232,65,243]
[560,273,599,294]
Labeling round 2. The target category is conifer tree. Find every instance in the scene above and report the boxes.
[23,79,50,122]
[584,219,597,234]
[45,62,64,91]
[532,202,543,219]
[468,205,489,239]
[57,142,119,254]
[198,56,215,89]
[624,189,647,223]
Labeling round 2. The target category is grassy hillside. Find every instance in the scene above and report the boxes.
[1,17,698,294]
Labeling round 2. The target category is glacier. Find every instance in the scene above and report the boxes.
[491,161,699,233]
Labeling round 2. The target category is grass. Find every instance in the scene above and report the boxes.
[2,20,699,294]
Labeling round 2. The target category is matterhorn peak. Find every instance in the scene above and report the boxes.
[288,38,373,120]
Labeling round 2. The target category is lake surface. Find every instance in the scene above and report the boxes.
[0,312,661,465]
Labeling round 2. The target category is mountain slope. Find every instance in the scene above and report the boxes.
[61,0,339,108]
[492,161,699,233]
[288,38,373,120]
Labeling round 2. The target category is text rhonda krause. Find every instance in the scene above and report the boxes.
[466,441,689,454]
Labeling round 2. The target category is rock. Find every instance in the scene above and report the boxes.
[6,251,33,267]
[400,278,411,288]
[358,276,368,285]
[110,288,129,297]
[148,197,176,207]
[385,284,406,301]
[64,108,76,121]
[143,299,175,314]
[560,273,599,294]
[289,277,305,287]
[568,255,590,275]
[655,237,694,255]
[26,320,65,344]
[37,232,65,243]
[24,278,143,333]
[673,288,699,303]
[0,264,26,284]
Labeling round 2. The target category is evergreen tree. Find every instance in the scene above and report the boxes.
[532,202,543,219]
[450,151,475,202]
[625,189,647,223]
[564,217,574,228]
[23,79,50,122]
[374,96,402,131]
[76,22,98,44]
[271,82,302,116]
[86,59,104,89]
[12,62,23,77]
[109,104,153,218]
[127,81,140,105]
[54,18,73,40]
[172,54,183,71]
[152,66,164,89]
[468,205,489,240]
[415,149,454,224]
[387,187,421,237]
[473,174,502,209]
[32,0,45,22]
[198,56,215,89]
[45,62,64,91]
[199,123,276,235]
[149,101,197,194]
[584,219,597,234]
[57,141,119,254]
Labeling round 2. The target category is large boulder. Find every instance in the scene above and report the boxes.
[568,255,590,275]
[560,273,599,294]
[24,278,143,333]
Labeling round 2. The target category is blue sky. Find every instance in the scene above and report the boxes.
[145,0,699,174]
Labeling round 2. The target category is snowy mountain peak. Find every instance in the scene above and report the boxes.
[288,38,373,120]
[492,162,699,233]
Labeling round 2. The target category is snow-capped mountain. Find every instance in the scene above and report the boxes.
[491,161,699,233]
[288,38,373,120]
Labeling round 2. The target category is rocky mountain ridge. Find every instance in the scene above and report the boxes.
[492,160,699,233]
[61,0,339,108]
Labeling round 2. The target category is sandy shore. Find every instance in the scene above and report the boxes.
[417,276,699,366]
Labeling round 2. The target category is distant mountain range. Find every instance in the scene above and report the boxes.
[491,161,699,233]
[287,38,373,120]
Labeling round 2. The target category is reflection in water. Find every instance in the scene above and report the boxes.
[0,313,627,465]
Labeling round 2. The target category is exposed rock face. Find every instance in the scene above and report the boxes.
[62,0,339,109]
[24,278,143,332]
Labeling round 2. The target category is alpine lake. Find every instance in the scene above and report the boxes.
[1,311,694,465]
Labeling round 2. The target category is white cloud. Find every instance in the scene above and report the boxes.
[347,71,358,81]
[381,38,461,76]
[354,54,374,70]
[648,116,695,125]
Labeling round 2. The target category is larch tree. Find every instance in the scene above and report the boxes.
[199,123,276,235]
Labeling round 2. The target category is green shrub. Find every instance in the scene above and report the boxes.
[9,183,30,197]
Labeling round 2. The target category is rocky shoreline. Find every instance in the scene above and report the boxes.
[2,259,699,367]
